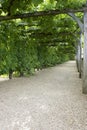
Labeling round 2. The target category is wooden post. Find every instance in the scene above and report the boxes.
[83,6,87,94]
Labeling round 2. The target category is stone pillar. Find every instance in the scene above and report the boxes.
[79,33,82,78]
[76,41,79,71]
[76,38,81,75]
[83,7,87,94]
[77,41,80,73]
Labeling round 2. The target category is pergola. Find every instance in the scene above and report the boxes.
[0,3,87,94]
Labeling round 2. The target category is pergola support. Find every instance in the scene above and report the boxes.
[83,6,87,94]
[76,38,81,76]
[79,33,83,78]
[68,13,84,33]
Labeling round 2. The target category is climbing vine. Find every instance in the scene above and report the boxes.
[0,0,85,78]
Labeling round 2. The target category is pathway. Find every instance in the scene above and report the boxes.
[0,61,87,130]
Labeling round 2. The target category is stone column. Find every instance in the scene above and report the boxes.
[83,6,87,94]
[77,41,80,73]
[79,33,82,78]
[76,38,81,75]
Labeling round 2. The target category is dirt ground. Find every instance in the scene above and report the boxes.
[0,61,87,130]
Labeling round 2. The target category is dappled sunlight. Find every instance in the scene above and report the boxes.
[0,77,9,82]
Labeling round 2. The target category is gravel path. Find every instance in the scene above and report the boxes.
[0,61,87,130]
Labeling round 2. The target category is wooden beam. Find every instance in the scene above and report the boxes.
[0,8,84,21]
[68,13,84,33]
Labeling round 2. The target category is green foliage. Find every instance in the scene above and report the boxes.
[0,0,86,15]
[0,0,84,78]
[32,0,43,6]
[56,0,86,10]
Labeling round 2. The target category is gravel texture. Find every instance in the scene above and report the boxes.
[0,61,87,130]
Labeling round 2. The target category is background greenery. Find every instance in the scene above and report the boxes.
[0,0,85,78]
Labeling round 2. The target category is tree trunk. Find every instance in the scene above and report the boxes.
[20,71,24,77]
[83,7,87,94]
[9,69,13,79]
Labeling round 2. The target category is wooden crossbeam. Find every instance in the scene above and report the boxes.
[0,8,84,21]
